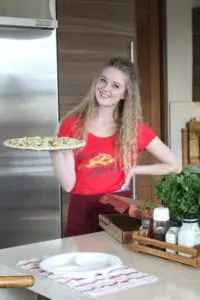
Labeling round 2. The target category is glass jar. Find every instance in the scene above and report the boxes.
[153,207,170,241]
[139,219,152,238]
[165,220,181,254]
[178,214,200,257]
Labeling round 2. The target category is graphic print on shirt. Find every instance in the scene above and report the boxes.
[76,151,121,179]
[79,153,115,169]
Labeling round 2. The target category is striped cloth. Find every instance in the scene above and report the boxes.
[17,258,158,296]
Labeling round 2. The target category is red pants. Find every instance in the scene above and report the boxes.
[64,191,132,237]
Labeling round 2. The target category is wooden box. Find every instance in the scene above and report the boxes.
[99,214,141,244]
[126,231,200,268]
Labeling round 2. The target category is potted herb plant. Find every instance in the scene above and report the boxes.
[153,165,200,221]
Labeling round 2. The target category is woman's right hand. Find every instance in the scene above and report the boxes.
[49,149,76,192]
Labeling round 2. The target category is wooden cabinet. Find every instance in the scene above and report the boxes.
[135,0,161,203]
[56,0,137,232]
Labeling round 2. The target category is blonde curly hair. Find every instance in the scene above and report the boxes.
[61,57,142,173]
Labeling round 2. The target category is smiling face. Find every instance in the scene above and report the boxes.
[95,67,127,108]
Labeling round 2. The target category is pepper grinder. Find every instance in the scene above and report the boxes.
[153,207,170,241]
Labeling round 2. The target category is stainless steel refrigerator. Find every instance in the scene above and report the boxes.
[0,0,61,248]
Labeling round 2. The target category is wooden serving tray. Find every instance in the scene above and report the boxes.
[126,232,200,268]
[99,214,141,244]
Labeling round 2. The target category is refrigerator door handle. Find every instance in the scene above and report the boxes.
[132,174,137,200]
[49,0,56,20]
[130,40,134,63]
[130,40,137,199]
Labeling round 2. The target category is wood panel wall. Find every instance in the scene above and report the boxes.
[56,0,162,232]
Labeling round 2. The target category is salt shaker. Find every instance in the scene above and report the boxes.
[153,207,170,241]
[165,220,181,253]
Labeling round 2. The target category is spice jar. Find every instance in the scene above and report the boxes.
[165,219,181,253]
[139,219,152,237]
[153,207,170,241]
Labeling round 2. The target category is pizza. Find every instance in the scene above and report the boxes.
[3,136,85,151]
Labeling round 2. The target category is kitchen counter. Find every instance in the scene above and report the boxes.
[0,231,200,300]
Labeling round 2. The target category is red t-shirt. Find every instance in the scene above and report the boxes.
[57,116,156,195]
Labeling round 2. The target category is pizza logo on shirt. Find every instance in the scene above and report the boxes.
[79,153,115,169]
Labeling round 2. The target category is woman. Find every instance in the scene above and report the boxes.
[51,57,181,237]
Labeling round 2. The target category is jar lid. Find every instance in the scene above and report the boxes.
[153,207,170,221]
[182,213,198,223]
[141,219,151,225]
[170,219,182,227]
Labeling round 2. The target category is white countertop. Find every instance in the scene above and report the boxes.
[0,232,200,300]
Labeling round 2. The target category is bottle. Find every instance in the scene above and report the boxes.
[165,220,181,254]
[153,207,170,241]
[139,219,152,238]
[178,214,200,257]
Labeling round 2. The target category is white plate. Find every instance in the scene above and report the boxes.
[39,252,122,278]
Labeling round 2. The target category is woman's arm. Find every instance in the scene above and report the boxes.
[50,150,76,192]
[133,137,182,175]
[123,137,182,187]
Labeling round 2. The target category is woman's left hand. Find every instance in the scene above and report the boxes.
[121,168,135,190]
